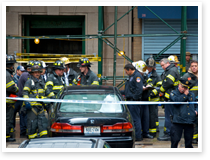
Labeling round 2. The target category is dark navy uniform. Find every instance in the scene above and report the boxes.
[170,88,197,148]
[120,70,143,140]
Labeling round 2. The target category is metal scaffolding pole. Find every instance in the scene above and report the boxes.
[180,6,187,75]
[98,6,104,85]
[113,6,118,86]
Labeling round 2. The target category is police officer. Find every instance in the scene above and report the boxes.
[157,58,180,141]
[170,77,198,148]
[60,57,78,86]
[182,60,198,144]
[45,60,65,99]
[73,58,99,85]
[6,54,19,142]
[145,56,162,137]
[120,63,144,141]
[22,61,51,139]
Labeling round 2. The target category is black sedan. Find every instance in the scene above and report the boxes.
[18,137,111,148]
[48,85,135,148]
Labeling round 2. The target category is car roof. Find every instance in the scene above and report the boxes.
[64,85,117,93]
[19,137,105,148]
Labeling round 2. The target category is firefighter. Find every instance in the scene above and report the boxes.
[120,63,144,141]
[6,54,19,142]
[22,61,51,139]
[145,56,162,137]
[60,57,78,86]
[157,58,180,141]
[182,60,198,144]
[45,60,65,99]
[73,58,99,85]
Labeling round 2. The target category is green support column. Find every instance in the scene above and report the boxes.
[98,6,104,85]
[113,7,118,86]
[180,6,187,76]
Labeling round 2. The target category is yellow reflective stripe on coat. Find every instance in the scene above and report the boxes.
[149,97,160,102]
[91,81,99,85]
[40,130,48,137]
[193,134,198,139]
[6,135,10,138]
[152,89,158,96]
[23,86,31,92]
[28,133,38,139]
[173,81,179,86]
[165,93,170,99]
[190,86,198,91]
[30,102,43,106]
[31,90,38,94]
[156,81,162,86]
[38,89,45,93]
[47,92,55,98]
[147,78,153,83]
[160,86,165,92]
[23,95,29,98]
[10,128,14,133]
[147,83,153,87]
[45,81,54,89]
[53,85,64,90]
[166,74,175,82]
[72,79,78,85]
[156,122,159,126]
[6,99,16,103]
[6,81,15,88]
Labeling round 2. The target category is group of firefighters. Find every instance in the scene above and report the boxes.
[6,52,198,148]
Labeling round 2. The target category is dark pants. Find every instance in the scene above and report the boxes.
[140,105,149,136]
[149,105,158,135]
[170,123,194,148]
[127,104,142,139]
[27,107,48,139]
[6,104,15,138]
[193,116,198,140]
[13,100,27,135]
[164,104,173,135]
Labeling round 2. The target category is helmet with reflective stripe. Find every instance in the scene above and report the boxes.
[168,55,179,63]
[6,54,16,64]
[132,60,147,73]
[31,61,42,72]
[77,58,92,67]
[53,60,65,70]
[60,57,71,65]
[26,60,35,68]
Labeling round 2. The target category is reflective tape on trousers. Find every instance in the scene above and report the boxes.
[6,97,198,105]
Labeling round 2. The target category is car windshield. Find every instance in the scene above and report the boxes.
[59,93,123,113]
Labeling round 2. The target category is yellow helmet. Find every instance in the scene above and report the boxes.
[132,60,147,73]
[168,55,179,63]
[60,57,71,65]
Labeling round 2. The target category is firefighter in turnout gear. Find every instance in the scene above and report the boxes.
[145,56,162,137]
[6,54,19,142]
[45,60,65,99]
[182,60,198,144]
[22,61,51,139]
[157,58,180,141]
[73,58,99,85]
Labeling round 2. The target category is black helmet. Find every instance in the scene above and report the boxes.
[30,61,42,72]
[77,58,92,67]
[52,60,65,70]
[146,56,156,67]
[26,60,34,68]
[6,55,16,64]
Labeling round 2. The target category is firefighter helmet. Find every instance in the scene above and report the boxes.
[145,56,156,67]
[6,54,16,64]
[60,57,71,65]
[168,55,179,63]
[52,60,65,70]
[132,60,147,73]
[30,61,42,72]
[40,61,48,69]
[26,60,34,68]
[77,58,92,67]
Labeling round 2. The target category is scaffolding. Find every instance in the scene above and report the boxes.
[6,6,198,87]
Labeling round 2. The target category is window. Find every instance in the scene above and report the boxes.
[59,93,123,113]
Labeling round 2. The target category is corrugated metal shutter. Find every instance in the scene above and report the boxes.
[142,19,198,75]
